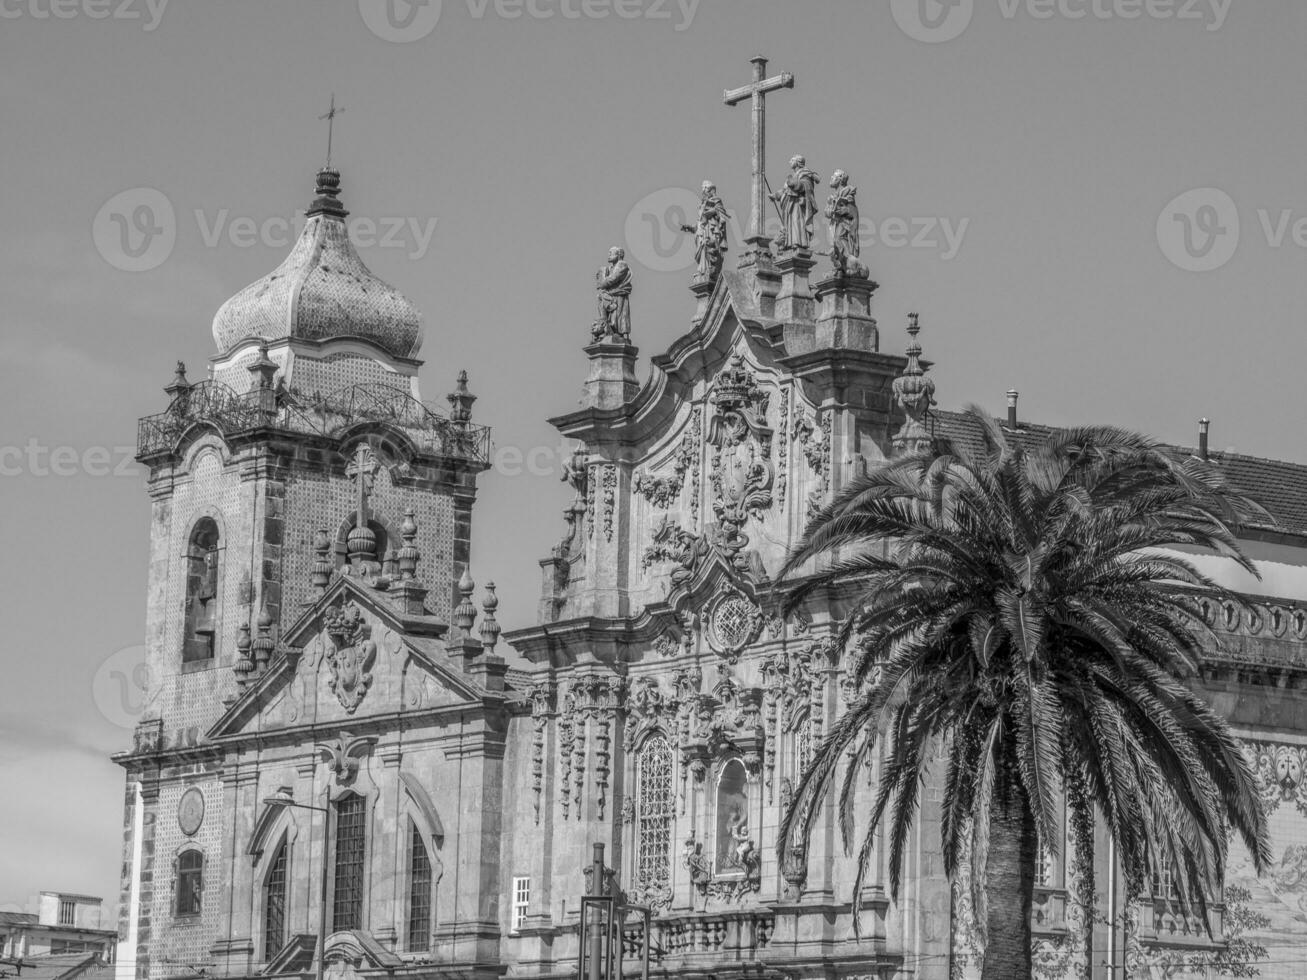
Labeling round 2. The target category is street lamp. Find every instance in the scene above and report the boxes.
[262,790,332,980]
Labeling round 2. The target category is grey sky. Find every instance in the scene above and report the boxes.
[2,0,1304,921]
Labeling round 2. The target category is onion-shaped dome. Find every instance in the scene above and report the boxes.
[211,169,424,360]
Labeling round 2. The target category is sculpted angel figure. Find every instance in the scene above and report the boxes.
[825,169,868,278]
[592,246,633,341]
[772,154,820,250]
[680,180,730,282]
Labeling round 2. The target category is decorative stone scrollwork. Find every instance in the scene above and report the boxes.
[634,407,702,514]
[708,355,774,570]
[1250,741,1307,815]
[642,516,711,583]
[793,408,832,518]
[315,732,376,787]
[557,673,625,820]
[601,466,618,543]
[683,832,712,896]
[527,683,555,824]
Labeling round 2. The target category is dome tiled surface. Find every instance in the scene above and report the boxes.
[211,170,424,360]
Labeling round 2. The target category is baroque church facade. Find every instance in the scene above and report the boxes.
[115,69,1307,980]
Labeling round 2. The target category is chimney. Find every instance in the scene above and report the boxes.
[1006,389,1019,428]
[1198,418,1210,461]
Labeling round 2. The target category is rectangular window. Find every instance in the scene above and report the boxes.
[57,900,75,926]
[176,851,203,916]
[511,877,530,933]
[332,796,366,931]
[407,822,432,952]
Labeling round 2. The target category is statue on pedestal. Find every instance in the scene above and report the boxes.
[771,154,820,250]
[825,169,869,278]
[681,180,730,283]
[592,246,633,342]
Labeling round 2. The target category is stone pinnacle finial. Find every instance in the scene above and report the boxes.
[165,360,190,396]
[448,371,476,425]
[234,621,254,688]
[892,313,936,454]
[397,506,421,580]
[248,340,278,390]
[311,529,334,593]
[307,167,348,220]
[479,581,501,652]
[454,567,477,633]
[253,605,276,674]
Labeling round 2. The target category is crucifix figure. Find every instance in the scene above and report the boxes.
[723,56,794,253]
[319,93,346,170]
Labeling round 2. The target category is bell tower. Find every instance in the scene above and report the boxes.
[118,166,491,978]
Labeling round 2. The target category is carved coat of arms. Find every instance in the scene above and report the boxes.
[323,600,377,713]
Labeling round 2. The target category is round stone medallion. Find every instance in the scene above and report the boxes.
[178,787,205,836]
[709,594,759,654]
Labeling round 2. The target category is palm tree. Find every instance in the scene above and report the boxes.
[776,409,1271,980]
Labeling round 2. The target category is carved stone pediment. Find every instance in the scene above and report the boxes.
[207,578,491,741]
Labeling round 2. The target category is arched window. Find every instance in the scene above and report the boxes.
[182,518,220,663]
[332,794,366,931]
[407,821,432,952]
[264,839,288,961]
[175,849,203,916]
[633,735,674,910]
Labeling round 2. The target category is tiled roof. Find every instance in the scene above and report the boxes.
[0,913,37,927]
[0,954,113,980]
[929,410,1307,538]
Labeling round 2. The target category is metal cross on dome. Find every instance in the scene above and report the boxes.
[723,56,794,249]
[319,93,346,170]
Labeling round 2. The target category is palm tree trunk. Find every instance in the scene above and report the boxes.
[981,774,1037,980]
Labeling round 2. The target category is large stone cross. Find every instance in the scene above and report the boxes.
[724,56,794,249]
[346,443,377,531]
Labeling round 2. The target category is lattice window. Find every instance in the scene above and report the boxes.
[332,795,366,931]
[264,840,288,961]
[182,518,220,662]
[511,877,530,933]
[176,850,203,916]
[407,821,431,952]
[57,900,75,926]
[795,716,814,777]
[634,736,674,908]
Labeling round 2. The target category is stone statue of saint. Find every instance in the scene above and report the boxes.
[771,155,820,250]
[592,246,633,342]
[680,180,730,283]
[825,169,868,278]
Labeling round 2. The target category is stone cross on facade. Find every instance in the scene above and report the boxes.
[346,443,377,533]
[319,93,346,170]
[723,56,794,252]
